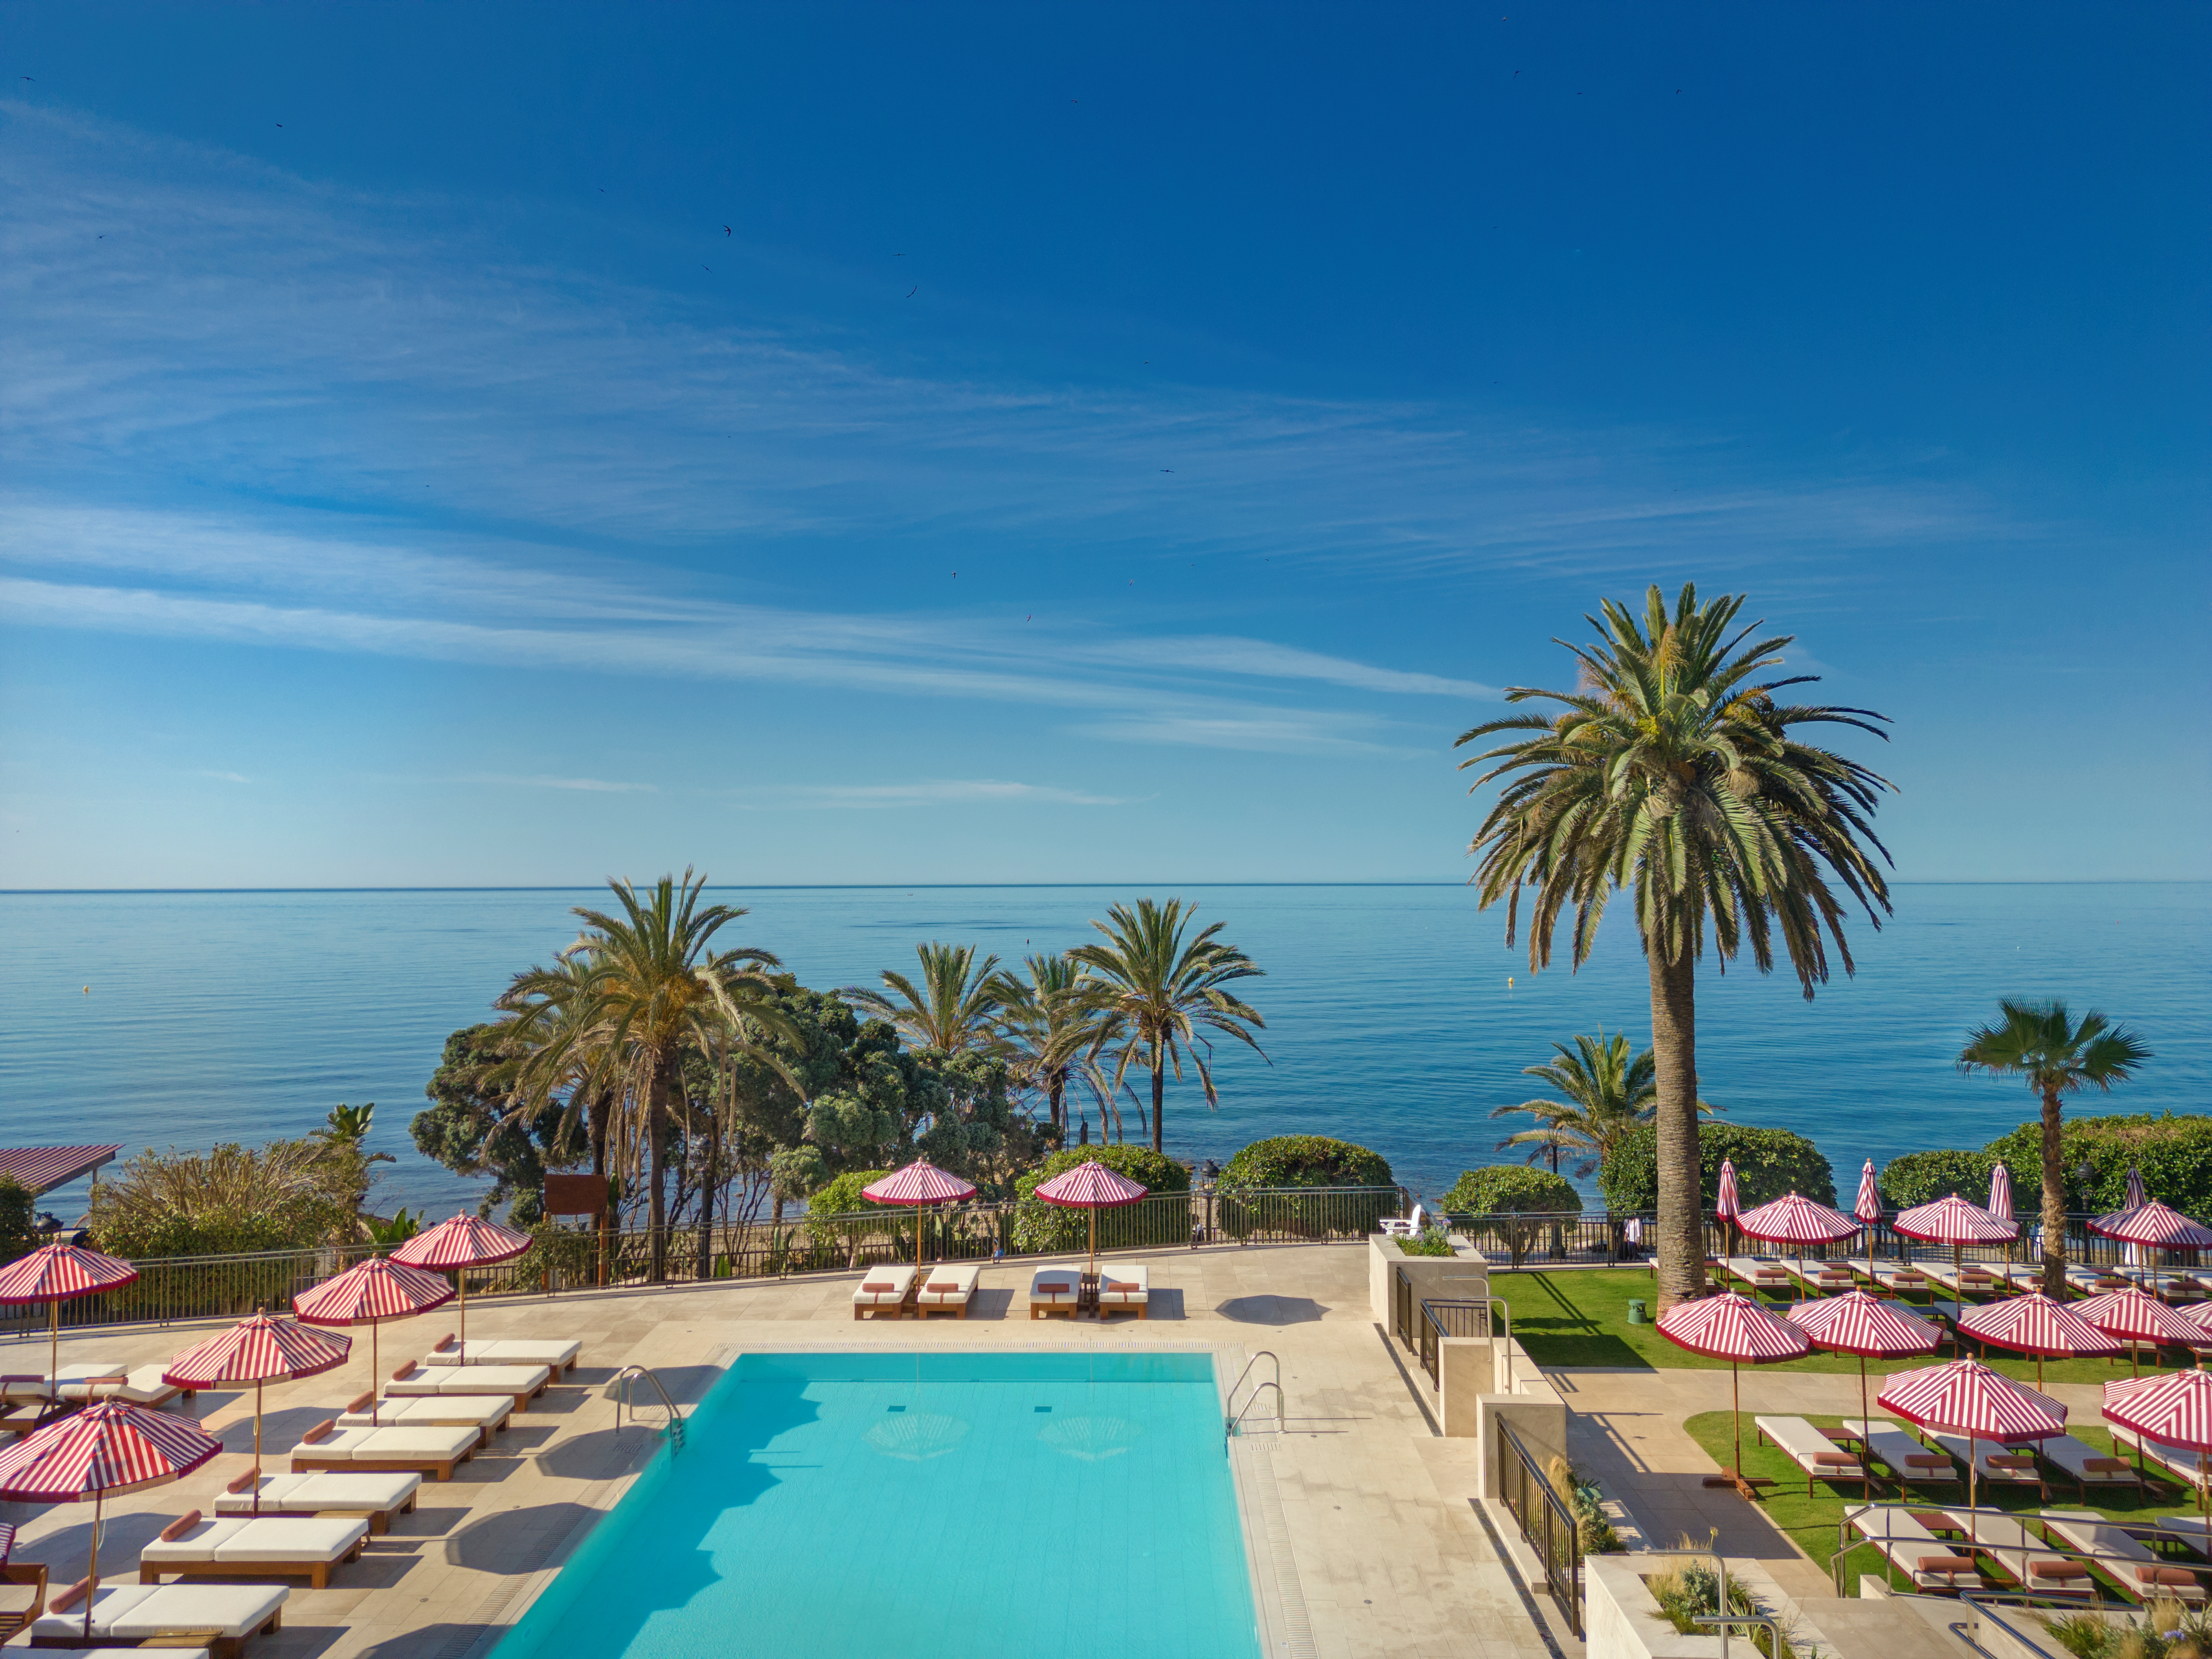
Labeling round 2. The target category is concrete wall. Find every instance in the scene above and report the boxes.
[1366,1235,1489,1328]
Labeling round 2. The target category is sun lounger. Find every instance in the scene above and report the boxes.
[386,1360,548,1413]
[1841,1419,1962,1489]
[2040,1510,2209,1605]
[1723,1257,1796,1296]
[216,1470,419,1536]
[1918,1262,2003,1299]
[1029,1266,1081,1321]
[1097,1265,1149,1321]
[1846,1503,1985,1593]
[1804,1261,1861,1294]
[1943,1510,2097,1601]
[851,1263,918,1321]
[55,1364,189,1409]
[1754,1417,1866,1494]
[2112,1426,2212,1494]
[138,1510,367,1590]
[2039,1435,2148,1502]
[1927,1430,2048,1498]
[33,1580,286,1659]
[913,1262,980,1320]
[289,1418,477,1481]
[1871,1262,1933,1295]
[338,1389,508,1443]
[423,1334,582,1377]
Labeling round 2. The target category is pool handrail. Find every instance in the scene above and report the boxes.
[612,1364,687,1450]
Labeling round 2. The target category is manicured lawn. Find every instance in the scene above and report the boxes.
[1492,1269,2204,1386]
[1681,1412,2194,1594]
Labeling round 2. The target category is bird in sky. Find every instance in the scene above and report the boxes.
[906,286,917,297]
[723,224,732,235]
[1161,468,1173,473]
[703,265,712,272]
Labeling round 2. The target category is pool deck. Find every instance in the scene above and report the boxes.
[0,1242,1559,1659]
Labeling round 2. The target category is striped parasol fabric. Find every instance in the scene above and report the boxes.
[1714,1160,1741,1221]
[862,1159,977,1205]
[2074,1288,2211,1349]
[1878,1358,2067,1441]
[1853,1161,1882,1226]
[1987,1164,2014,1225]
[163,1311,351,1389]
[0,1399,221,1502]
[2106,1369,2212,1451]
[391,1215,533,1270]
[1033,1163,1149,1207]
[2182,1301,2212,1339]
[2128,1166,2149,1209]
[1735,1192,1859,1246]
[0,1241,139,1304]
[292,1256,456,1327]
[1958,1293,2120,1358]
[1656,1293,1810,1362]
[1787,1290,1942,1358]
[2090,1202,2212,1249]
[1893,1193,2019,1245]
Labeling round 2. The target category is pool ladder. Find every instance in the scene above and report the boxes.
[1224,1351,1285,1440]
[612,1364,687,1451]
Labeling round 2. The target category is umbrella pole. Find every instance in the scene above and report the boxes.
[1860,1357,1873,1504]
[84,1486,101,1641]
[1733,1359,1743,1485]
[1968,1434,1978,1545]
[252,1376,264,1515]
[48,1300,59,1398]
[371,1322,380,1425]
[459,1272,468,1357]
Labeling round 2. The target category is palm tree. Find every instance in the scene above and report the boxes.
[1959,1001,2152,1297]
[1457,584,1895,1309]
[992,953,1108,1144]
[1069,898,1267,1154]
[1490,1031,1717,1177]
[844,942,1007,1055]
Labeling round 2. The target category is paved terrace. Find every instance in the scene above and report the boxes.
[0,1244,1560,1659]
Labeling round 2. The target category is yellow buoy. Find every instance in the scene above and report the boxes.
[83,986,90,994]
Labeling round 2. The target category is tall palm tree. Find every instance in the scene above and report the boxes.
[1457,584,1895,1309]
[992,953,1108,1143]
[844,942,1007,1055]
[1958,1001,2152,1297]
[1069,898,1267,1154]
[1490,1031,1717,1177]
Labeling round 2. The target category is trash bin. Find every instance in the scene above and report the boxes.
[1627,1299,1647,1325]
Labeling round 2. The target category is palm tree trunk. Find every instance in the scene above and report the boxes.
[648,1066,671,1283]
[695,1108,719,1283]
[589,1091,610,1288]
[1647,942,1706,1310]
[2039,1085,2068,1297]
[1048,1073,1065,1142]
[1151,1062,1165,1154]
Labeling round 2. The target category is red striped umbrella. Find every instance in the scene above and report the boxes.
[1714,1159,1742,1265]
[1987,1165,2014,1225]
[1034,1162,1148,1283]
[2091,1202,2212,1249]
[392,1216,532,1355]
[1893,1194,2019,1245]
[2074,1288,2210,1378]
[1854,1160,1884,1284]
[0,1242,142,1398]
[0,1399,221,1638]
[163,1312,351,1509]
[1957,1293,2120,1389]
[1658,1293,1809,1487]
[2106,1369,2212,1522]
[295,1256,457,1424]
[1736,1193,1859,1246]
[2128,1167,2149,1209]
[862,1160,978,1267]
[1788,1290,1942,1500]
[1881,1358,2066,1539]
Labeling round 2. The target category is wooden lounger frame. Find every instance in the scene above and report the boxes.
[222,1469,416,1536]
[36,1575,281,1659]
[388,1361,541,1414]
[290,1419,471,1482]
[428,1333,582,1379]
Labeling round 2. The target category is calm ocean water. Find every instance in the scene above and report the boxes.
[1,883,2205,1223]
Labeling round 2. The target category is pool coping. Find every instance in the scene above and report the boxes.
[461,1339,1308,1659]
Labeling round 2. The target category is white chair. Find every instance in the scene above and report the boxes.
[850,1263,918,1321]
[913,1262,980,1320]
[422,1335,582,1377]
[290,1418,478,1481]
[1029,1266,1080,1321]
[216,1470,419,1535]
[386,1361,548,1412]
[138,1511,368,1590]
[1097,1265,1150,1321]
[1753,1415,1865,1494]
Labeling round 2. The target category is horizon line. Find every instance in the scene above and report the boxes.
[3,879,2207,896]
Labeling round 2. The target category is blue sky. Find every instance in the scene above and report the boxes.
[2,2,2205,887]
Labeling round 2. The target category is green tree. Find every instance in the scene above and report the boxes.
[91,1141,364,1256]
[1491,1031,1717,1178]
[1457,583,1895,1308]
[412,1023,582,1224]
[1959,1000,2152,1296]
[845,943,1008,1056]
[0,1176,40,1267]
[1599,1121,1835,1214]
[1070,898,1267,1154]
[1441,1165,1583,1269]
[992,953,1108,1144]
[1009,1143,1190,1252]
[1220,1135,1393,1189]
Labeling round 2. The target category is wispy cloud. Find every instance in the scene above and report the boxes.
[742,780,1133,810]
[197,770,252,784]
[459,773,659,794]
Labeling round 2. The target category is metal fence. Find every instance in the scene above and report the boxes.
[1495,1415,1583,1637]
[1414,1299,1492,1389]
[11,1185,1410,1339]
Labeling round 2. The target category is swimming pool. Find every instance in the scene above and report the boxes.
[493,1352,1262,1659]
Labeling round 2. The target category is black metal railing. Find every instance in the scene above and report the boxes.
[1496,1415,1582,1637]
[1415,1298,1492,1389]
[1391,1265,1415,1348]
[12,1185,1410,1339]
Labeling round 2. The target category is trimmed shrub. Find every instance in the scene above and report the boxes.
[1879,1149,1996,1210]
[1442,1165,1581,1269]
[1981,1113,2212,1226]
[1220,1136,1393,1189]
[1599,1122,1836,1214]
[0,1177,36,1267]
[803,1169,908,1256]
[1217,1136,1396,1240]
[1011,1145,1190,1254]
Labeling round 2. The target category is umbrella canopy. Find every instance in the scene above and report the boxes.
[2074,1287,2210,1363]
[1034,1162,1148,1285]
[1715,1160,1741,1221]
[1958,1294,2120,1390]
[2090,1202,2212,1249]
[1736,1192,1859,1248]
[2128,1167,2149,1209]
[1788,1291,1942,1359]
[1879,1357,2066,1441]
[2106,1369,2212,1450]
[294,1256,456,1429]
[1853,1162,1882,1226]
[163,1311,351,1509]
[1987,1165,2014,1225]
[1893,1193,2019,1246]
[392,1215,532,1356]
[1658,1293,1807,1491]
[862,1159,977,1205]
[0,1241,143,1393]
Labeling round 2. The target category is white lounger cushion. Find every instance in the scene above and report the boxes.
[58,1363,178,1404]
[32,1582,288,1640]
[2113,1426,2212,1488]
[141,1514,368,1565]
[1755,1415,1864,1475]
[388,1363,548,1397]
[851,1264,918,1306]
[340,1394,506,1431]
[1927,1429,2044,1481]
[219,1471,420,1514]
[2041,1435,2141,1487]
[916,1263,980,1302]
[424,1338,582,1369]
[1841,1419,1956,1483]
[300,1424,478,1461]
[1029,1267,1080,1302]
[70,1650,211,1658]
[1097,1266,1149,1303]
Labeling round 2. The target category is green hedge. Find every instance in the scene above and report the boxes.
[1600,1122,1836,1213]
[1220,1136,1393,1188]
[1442,1166,1582,1215]
[1216,1135,1396,1239]
[1010,1146,1190,1253]
[1878,1149,1997,1210]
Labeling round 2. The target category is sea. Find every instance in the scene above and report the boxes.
[1,883,2205,1225]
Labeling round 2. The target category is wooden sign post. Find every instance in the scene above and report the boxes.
[543,1175,612,1287]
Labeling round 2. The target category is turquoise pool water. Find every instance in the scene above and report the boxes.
[493,1352,1261,1659]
